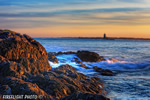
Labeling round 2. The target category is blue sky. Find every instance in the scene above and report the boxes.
[0,0,150,37]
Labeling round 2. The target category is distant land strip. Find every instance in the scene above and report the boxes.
[60,37,150,40]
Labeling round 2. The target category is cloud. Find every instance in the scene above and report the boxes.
[0,0,150,29]
[0,7,149,18]
[1,9,150,29]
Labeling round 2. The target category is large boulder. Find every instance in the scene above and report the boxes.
[77,51,105,62]
[0,30,51,75]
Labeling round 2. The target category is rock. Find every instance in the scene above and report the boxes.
[93,66,103,72]
[56,64,77,72]
[61,93,110,100]
[100,69,115,76]
[93,66,114,76]
[1,77,50,99]
[74,57,89,69]
[0,30,51,75]
[0,85,12,95]
[0,55,25,78]
[74,58,82,64]
[56,51,76,55]
[77,51,105,62]
[0,30,109,99]
[80,64,89,69]
[48,52,58,63]
[30,64,105,99]
[0,30,51,99]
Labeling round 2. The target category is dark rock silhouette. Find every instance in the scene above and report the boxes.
[77,51,105,62]
[93,66,114,76]
[56,51,76,55]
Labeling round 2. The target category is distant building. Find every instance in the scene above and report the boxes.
[103,33,106,39]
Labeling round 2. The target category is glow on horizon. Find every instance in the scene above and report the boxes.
[13,25,150,38]
[0,0,150,38]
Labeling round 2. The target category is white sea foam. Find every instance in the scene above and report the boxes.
[49,54,85,70]
[50,54,150,71]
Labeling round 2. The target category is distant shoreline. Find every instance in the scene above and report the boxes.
[77,37,150,40]
[35,37,150,40]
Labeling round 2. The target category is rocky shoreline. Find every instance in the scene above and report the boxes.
[0,30,111,100]
[48,51,115,76]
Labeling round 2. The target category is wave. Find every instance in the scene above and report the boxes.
[49,54,150,72]
[84,60,149,71]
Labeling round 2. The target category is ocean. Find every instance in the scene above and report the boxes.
[35,38,150,100]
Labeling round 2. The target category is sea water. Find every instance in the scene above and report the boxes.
[35,38,150,100]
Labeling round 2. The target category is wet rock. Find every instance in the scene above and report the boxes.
[74,58,82,64]
[93,66,114,76]
[80,64,89,69]
[0,30,51,75]
[48,52,58,63]
[74,57,89,69]
[101,70,114,76]
[56,64,77,72]
[93,66,103,71]
[77,51,105,62]
[61,93,110,100]
[56,51,76,55]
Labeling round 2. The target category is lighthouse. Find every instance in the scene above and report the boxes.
[103,33,106,39]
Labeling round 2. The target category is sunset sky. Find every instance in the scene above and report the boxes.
[0,0,150,38]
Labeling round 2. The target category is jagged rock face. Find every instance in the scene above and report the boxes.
[0,30,51,75]
[77,51,105,62]
[31,64,105,99]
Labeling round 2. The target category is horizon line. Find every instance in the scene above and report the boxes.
[33,36,150,40]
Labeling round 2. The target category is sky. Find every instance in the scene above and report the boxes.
[0,0,150,38]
